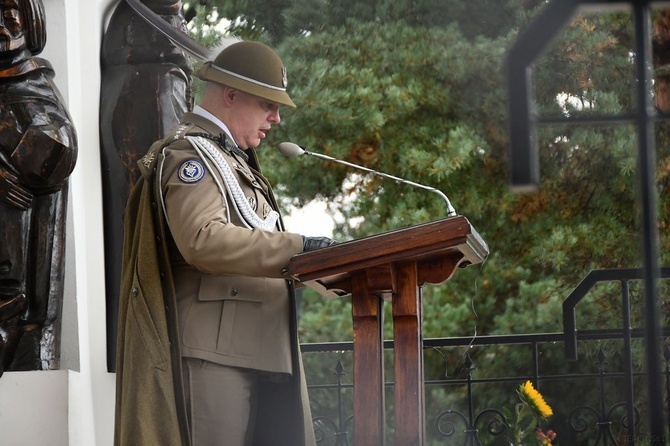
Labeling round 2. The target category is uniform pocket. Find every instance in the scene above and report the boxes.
[216,299,263,357]
[197,275,266,303]
[197,275,267,358]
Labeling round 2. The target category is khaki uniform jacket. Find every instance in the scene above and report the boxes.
[160,113,302,373]
[114,113,315,445]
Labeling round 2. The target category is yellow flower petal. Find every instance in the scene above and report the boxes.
[519,380,553,418]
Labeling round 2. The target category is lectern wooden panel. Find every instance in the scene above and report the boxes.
[289,216,488,445]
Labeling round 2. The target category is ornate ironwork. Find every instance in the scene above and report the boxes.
[302,267,670,445]
[313,359,354,445]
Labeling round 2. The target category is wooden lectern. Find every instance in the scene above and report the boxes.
[288,215,489,445]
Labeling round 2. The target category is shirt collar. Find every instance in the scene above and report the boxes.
[193,105,237,146]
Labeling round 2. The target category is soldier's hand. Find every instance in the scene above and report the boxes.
[302,236,338,252]
[0,167,33,210]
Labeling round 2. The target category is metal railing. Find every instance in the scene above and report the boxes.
[301,268,670,445]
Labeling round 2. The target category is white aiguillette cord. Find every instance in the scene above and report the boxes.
[186,135,279,232]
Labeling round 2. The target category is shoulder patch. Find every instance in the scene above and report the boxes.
[178,159,206,183]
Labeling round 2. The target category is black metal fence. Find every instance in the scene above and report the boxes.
[508,1,667,441]
[301,268,670,445]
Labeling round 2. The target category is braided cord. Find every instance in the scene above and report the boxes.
[186,136,279,232]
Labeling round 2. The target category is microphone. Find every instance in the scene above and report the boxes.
[278,142,456,216]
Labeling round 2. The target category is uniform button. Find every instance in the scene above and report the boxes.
[131,287,139,297]
[156,236,161,244]
[231,288,238,296]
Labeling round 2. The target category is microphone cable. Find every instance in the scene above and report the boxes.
[464,252,489,352]
[434,251,489,379]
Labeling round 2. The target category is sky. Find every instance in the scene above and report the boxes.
[283,200,335,237]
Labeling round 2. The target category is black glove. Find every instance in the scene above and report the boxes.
[302,235,338,252]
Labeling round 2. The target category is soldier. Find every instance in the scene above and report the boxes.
[0,0,77,375]
[114,39,335,446]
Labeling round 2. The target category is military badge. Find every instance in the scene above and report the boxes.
[141,152,155,168]
[262,202,272,218]
[173,123,190,140]
[178,159,206,183]
[247,196,258,211]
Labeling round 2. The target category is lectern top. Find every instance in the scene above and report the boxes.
[287,215,488,298]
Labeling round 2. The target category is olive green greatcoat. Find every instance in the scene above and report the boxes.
[113,148,187,446]
[114,120,315,445]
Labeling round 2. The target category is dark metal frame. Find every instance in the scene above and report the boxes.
[506,2,668,442]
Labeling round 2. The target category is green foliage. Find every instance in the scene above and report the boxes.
[298,289,352,342]
[186,0,523,42]
[262,20,513,239]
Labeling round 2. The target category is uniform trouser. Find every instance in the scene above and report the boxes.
[183,358,260,446]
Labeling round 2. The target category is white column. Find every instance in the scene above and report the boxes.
[59,0,117,444]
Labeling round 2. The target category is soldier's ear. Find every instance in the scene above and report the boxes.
[222,87,238,106]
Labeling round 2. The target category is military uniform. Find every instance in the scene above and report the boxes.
[163,108,314,443]
[158,110,302,374]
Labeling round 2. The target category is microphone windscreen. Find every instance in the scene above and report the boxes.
[278,142,305,157]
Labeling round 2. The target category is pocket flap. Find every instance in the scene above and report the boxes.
[198,275,267,302]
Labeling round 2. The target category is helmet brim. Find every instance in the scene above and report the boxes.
[197,62,297,108]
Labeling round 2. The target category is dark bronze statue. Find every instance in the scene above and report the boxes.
[100,0,193,370]
[0,0,77,375]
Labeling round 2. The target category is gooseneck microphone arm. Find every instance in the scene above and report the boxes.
[278,142,457,216]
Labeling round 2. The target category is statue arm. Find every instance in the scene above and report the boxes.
[0,162,33,210]
[9,114,77,195]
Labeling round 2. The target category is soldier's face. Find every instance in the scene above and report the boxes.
[226,89,281,149]
[0,0,25,53]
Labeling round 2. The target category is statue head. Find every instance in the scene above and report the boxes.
[196,40,296,108]
[0,0,45,57]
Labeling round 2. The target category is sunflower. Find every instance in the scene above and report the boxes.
[518,380,553,418]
